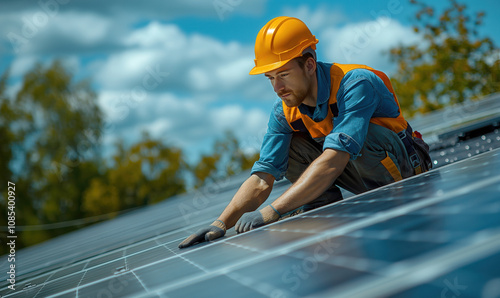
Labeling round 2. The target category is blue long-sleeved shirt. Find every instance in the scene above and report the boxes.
[251,61,401,181]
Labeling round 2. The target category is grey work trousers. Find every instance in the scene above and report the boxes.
[284,123,426,214]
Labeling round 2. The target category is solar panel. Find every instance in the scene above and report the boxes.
[154,149,500,297]
[1,100,500,297]
[430,128,500,166]
[409,93,500,140]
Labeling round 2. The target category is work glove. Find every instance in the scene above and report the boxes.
[235,205,280,233]
[178,220,226,249]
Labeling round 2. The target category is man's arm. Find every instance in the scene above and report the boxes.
[218,172,275,229]
[179,99,291,248]
[234,148,349,233]
[178,172,274,248]
[271,148,349,214]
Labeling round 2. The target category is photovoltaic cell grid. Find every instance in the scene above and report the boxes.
[1,97,499,297]
[2,148,497,298]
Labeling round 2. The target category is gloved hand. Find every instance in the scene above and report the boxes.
[235,205,280,233]
[178,220,226,249]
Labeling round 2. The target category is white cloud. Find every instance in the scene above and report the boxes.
[9,54,80,76]
[188,67,212,91]
[145,118,173,137]
[89,19,274,163]
[124,22,186,50]
[320,17,420,71]
[0,0,268,27]
[282,4,347,32]
[96,22,258,97]
[98,90,268,163]
[0,0,268,56]
[51,12,111,46]
[10,55,37,77]
[96,49,162,89]
[215,58,255,90]
[208,104,268,146]
[280,5,421,73]
[0,9,116,55]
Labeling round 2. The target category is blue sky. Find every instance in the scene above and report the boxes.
[1,0,499,163]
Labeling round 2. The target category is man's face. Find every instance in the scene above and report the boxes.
[264,59,313,107]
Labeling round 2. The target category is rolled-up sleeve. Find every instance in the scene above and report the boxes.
[251,99,293,180]
[323,70,381,159]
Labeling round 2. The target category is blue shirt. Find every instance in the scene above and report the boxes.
[251,61,401,180]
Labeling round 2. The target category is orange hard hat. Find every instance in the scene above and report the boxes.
[249,16,319,75]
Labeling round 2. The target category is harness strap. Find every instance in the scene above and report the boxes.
[398,123,422,175]
[290,103,339,132]
[381,153,403,181]
[329,103,339,117]
[290,118,307,132]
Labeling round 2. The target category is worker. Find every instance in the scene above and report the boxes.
[179,16,431,249]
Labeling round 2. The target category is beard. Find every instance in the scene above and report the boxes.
[279,86,310,107]
[278,68,314,107]
[281,93,302,107]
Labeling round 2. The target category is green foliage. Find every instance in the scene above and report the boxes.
[389,0,500,115]
[0,70,15,183]
[192,131,259,188]
[0,61,105,251]
[83,132,187,216]
[0,71,16,251]
[15,61,103,227]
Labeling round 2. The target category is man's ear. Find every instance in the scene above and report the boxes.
[305,57,316,75]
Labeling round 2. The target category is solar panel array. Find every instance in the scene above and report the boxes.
[1,94,500,297]
[429,115,500,167]
[409,93,500,142]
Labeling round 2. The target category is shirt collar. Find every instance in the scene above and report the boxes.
[316,61,331,105]
[297,61,332,121]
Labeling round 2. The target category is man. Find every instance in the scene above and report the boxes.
[179,16,431,249]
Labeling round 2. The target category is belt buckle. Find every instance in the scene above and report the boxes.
[410,153,420,168]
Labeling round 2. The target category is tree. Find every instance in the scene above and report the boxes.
[0,70,15,184]
[0,60,104,251]
[192,131,259,188]
[0,70,17,251]
[83,132,187,216]
[389,0,500,115]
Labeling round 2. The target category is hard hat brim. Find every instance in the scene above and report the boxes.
[249,59,292,75]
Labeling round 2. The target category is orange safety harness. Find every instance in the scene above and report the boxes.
[282,63,424,175]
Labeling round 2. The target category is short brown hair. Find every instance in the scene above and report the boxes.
[293,52,315,69]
